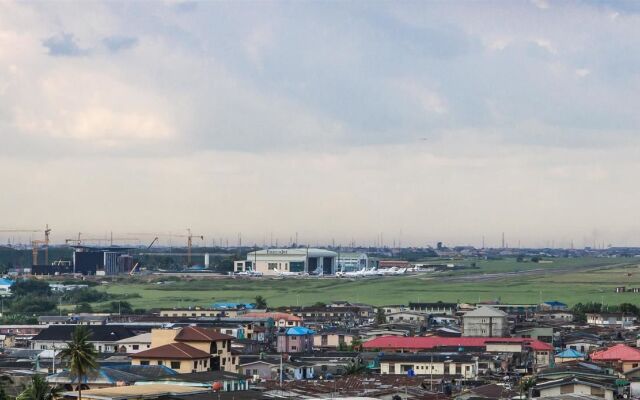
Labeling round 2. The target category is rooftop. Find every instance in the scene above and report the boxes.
[131,342,211,360]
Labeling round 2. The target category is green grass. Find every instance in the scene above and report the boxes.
[89,257,640,309]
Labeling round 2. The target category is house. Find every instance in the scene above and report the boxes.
[131,327,237,373]
[313,330,355,350]
[237,357,314,381]
[115,332,152,353]
[555,348,586,364]
[462,306,509,337]
[130,342,213,373]
[590,344,640,372]
[363,336,553,369]
[386,311,429,325]
[586,312,637,327]
[564,337,601,354]
[242,312,302,327]
[379,353,478,379]
[381,305,407,315]
[534,310,574,323]
[533,376,621,399]
[37,314,110,325]
[408,302,457,316]
[30,325,136,353]
[277,326,314,353]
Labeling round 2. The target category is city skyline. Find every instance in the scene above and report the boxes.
[2,1,640,246]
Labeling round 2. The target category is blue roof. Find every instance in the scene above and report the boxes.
[544,301,567,306]
[0,278,14,286]
[556,348,585,358]
[285,327,315,336]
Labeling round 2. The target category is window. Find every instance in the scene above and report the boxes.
[194,361,198,368]
[158,360,163,366]
[321,336,328,346]
[292,346,297,351]
[140,360,149,366]
[171,361,181,369]
[132,345,139,350]
[388,363,396,374]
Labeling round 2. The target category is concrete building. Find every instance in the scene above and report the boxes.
[462,306,509,337]
[234,248,338,276]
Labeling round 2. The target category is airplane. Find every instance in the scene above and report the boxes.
[276,271,308,277]
[234,270,263,277]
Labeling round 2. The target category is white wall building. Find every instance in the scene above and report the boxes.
[234,248,337,276]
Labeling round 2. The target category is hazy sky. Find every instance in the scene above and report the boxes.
[1,0,640,248]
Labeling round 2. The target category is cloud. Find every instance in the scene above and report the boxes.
[102,35,138,52]
[42,33,87,57]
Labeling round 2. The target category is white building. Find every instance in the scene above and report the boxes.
[462,306,509,337]
[586,312,637,327]
[234,248,337,276]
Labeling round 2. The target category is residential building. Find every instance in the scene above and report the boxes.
[115,332,152,353]
[313,330,356,349]
[462,306,509,337]
[586,312,637,327]
[277,327,314,353]
[408,302,457,316]
[242,312,302,327]
[30,325,136,353]
[379,353,478,379]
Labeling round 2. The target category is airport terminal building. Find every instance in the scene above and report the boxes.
[234,248,338,275]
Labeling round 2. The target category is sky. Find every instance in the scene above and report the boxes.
[1,0,640,248]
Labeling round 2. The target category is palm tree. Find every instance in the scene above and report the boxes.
[16,375,61,400]
[59,326,98,400]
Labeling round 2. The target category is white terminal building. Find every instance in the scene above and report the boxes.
[234,248,338,276]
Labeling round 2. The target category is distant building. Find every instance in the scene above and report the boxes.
[235,248,338,275]
[462,307,509,337]
[586,312,637,327]
[336,252,375,272]
[409,302,457,316]
[277,327,315,353]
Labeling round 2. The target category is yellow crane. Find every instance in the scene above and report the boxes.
[128,229,204,266]
[0,225,51,265]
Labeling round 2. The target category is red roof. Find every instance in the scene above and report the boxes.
[243,312,302,321]
[591,344,640,362]
[362,336,553,351]
[131,342,211,360]
[174,326,234,342]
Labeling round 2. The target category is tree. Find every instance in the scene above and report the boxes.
[74,303,93,313]
[59,326,98,400]
[10,280,51,297]
[254,295,267,309]
[16,375,62,400]
[376,308,386,325]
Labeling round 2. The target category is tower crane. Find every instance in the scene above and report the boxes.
[128,229,204,266]
[0,225,50,265]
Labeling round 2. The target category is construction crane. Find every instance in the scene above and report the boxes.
[31,224,52,265]
[129,237,159,275]
[0,228,39,248]
[128,229,204,266]
[0,225,51,265]
[65,233,139,246]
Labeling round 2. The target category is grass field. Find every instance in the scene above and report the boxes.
[84,257,640,310]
